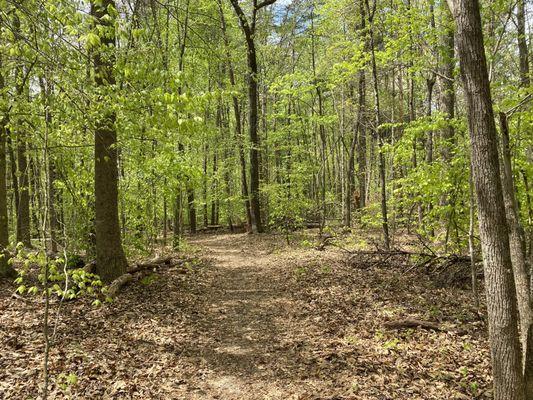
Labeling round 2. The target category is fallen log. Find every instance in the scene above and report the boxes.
[384,318,443,332]
[107,273,134,298]
[128,255,173,273]
[107,256,176,297]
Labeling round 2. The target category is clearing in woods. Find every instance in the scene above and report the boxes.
[1,232,490,399]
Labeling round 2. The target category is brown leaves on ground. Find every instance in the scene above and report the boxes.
[0,232,490,399]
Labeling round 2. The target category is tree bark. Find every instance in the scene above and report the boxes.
[91,0,128,282]
[499,112,533,395]
[366,0,390,250]
[229,0,277,234]
[516,0,530,87]
[16,136,31,247]
[39,76,59,253]
[449,0,525,397]
[439,3,455,162]
[346,0,367,227]
[217,1,253,232]
[0,62,14,278]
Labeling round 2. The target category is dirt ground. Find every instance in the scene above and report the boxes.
[0,232,491,399]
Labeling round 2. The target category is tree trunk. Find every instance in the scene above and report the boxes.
[91,0,128,282]
[499,112,533,395]
[217,1,253,232]
[449,0,525,397]
[516,0,530,87]
[366,0,390,250]
[439,2,455,162]
[245,37,263,233]
[356,75,367,211]
[0,63,14,278]
[187,185,196,234]
[173,193,182,249]
[346,2,367,227]
[39,76,59,253]
[16,137,31,247]
[228,0,274,233]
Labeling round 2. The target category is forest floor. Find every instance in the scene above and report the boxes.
[1,231,491,399]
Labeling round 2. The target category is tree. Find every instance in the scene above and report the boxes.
[229,0,278,233]
[12,12,31,248]
[516,0,530,87]
[365,0,390,250]
[448,0,526,398]
[90,0,128,282]
[0,58,14,279]
[218,0,253,232]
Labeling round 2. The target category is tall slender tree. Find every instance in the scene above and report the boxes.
[229,0,278,233]
[0,59,14,279]
[448,0,526,397]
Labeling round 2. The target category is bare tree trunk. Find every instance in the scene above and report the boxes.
[91,0,128,282]
[203,146,209,228]
[468,162,479,309]
[11,13,31,248]
[516,0,530,87]
[0,62,14,278]
[173,193,182,249]
[39,77,59,253]
[499,112,533,395]
[449,0,525,397]
[439,2,456,249]
[218,0,253,232]
[16,137,31,247]
[187,186,196,234]
[439,3,455,162]
[229,0,277,233]
[366,0,390,250]
[211,150,218,226]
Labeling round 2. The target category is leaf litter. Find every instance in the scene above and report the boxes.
[0,232,490,399]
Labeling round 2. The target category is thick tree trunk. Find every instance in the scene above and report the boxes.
[449,0,525,397]
[91,0,128,282]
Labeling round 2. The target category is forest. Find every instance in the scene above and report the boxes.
[0,0,532,398]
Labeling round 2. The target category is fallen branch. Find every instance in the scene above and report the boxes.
[107,256,176,298]
[384,318,443,332]
[107,273,134,298]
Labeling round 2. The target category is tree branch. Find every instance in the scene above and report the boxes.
[256,0,277,10]
[229,0,252,36]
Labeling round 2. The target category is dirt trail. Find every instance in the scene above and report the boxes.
[182,234,313,399]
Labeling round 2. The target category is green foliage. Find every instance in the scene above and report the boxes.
[14,248,106,302]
